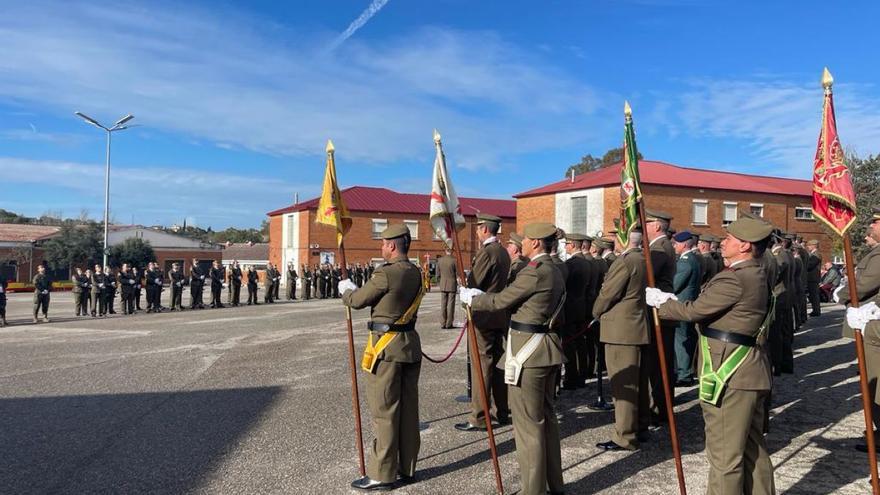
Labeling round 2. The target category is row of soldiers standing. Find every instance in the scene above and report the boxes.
[300,263,374,300]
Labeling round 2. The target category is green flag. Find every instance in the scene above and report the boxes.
[617,101,643,246]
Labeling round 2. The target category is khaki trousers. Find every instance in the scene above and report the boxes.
[866,344,880,427]
[469,327,509,426]
[509,365,563,495]
[365,359,421,483]
[702,388,775,495]
[605,343,650,449]
[440,291,456,327]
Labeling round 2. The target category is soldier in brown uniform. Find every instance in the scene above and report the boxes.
[644,209,677,423]
[806,239,822,317]
[580,236,603,380]
[698,235,719,285]
[462,222,566,495]
[560,232,594,390]
[455,213,512,431]
[339,224,425,491]
[791,241,806,330]
[838,207,880,452]
[436,249,458,329]
[506,233,530,285]
[593,230,651,450]
[650,216,776,495]
[32,264,52,323]
[772,234,796,374]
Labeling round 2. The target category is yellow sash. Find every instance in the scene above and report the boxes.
[360,281,426,373]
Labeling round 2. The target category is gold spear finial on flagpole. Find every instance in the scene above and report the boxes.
[624,100,632,117]
[326,139,335,153]
[433,128,442,144]
[822,67,834,88]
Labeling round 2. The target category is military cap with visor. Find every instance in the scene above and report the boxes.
[524,222,558,240]
[725,217,774,243]
[380,224,411,240]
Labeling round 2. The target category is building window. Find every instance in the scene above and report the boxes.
[404,220,419,240]
[795,207,814,220]
[570,196,588,234]
[722,202,737,227]
[371,219,387,239]
[750,203,764,218]
[692,200,708,226]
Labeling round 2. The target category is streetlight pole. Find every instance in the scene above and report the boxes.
[75,112,134,268]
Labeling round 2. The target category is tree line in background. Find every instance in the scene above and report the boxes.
[564,146,643,178]
[849,152,880,257]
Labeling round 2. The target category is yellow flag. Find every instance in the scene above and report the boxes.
[315,139,351,247]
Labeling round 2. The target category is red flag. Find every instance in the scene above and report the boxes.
[812,68,857,237]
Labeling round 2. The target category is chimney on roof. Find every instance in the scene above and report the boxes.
[570,169,575,184]
[294,192,299,205]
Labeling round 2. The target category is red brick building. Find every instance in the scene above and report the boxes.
[0,224,60,282]
[266,186,516,285]
[514,160,834,260]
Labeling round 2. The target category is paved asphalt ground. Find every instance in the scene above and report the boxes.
[0,290,873,494]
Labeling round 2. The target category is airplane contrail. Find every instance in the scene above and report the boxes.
[326,0,390,52]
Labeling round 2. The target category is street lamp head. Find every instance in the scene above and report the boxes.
[75,111,106,130]
[113,114,134,128]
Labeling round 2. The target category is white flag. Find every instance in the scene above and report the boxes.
[429,130,465,248]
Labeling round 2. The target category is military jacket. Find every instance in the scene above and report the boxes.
[436,255,458,292]
[673,249,702,302]
[247,270,258,285]
[119,271,135,292]
[231,267,243,286]
[806,250,822,283]
[592,248,649,345]
[772,247,794,304]
[658,258,771,391]
[471,253,565,368]
[840,245,880,339]
[190,266,206,286]
[467,240,511,329]
[342,255,422,363]
[170,270,186,287]
[650,235,676,293]
[563,252,592,325]
[209,267,224,285]
[508,255,529,285]
[90,273,107,294]
[72,274,86,293]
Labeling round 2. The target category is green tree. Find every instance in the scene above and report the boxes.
[108,237,156,269]
[564,146,643,178]
[849,152,880,258]
[213,227,264,244]
[42,223,102,271]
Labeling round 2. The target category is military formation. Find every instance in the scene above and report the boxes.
[337,207,846,495]
[6,257,377,326]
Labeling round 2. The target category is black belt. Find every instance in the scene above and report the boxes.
[510,320,550,334]
[702,327,756,347]
[368,321,416,333]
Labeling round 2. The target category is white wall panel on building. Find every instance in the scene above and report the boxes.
[554,188,605,237]
[282,213,300,285]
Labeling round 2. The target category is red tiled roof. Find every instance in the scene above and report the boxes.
[0,223,61,243]
[514,160,813,198]
[267,186,516,218]
[222,243,269,261]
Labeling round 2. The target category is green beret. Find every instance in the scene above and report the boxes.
[699,234,716,243]
[476,213,502,225]
[726,217,774,243]
[565,233,587,241]
[523,222,557,240]
[645,209,673,222]
[507,232,523,248]
[380,224,410,240]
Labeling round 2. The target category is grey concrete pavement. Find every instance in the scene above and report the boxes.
[0,291,873,494]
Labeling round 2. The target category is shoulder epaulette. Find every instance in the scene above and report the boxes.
[528,260,540,268]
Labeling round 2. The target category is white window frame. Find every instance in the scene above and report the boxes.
[692,200,709,226]
[404,220,419,240]
[722,201,738,226]
[794,207,814,221]
[750,203,764,218]
[371,218,387,239]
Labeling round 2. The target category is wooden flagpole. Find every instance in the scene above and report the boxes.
[337,239,366,477]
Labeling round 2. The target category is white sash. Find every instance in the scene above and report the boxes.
[505,330,544,386]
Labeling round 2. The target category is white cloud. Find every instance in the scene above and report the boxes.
[0,2,607,172]
[669,78,880,169]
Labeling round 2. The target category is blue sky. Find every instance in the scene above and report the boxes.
[2,0,879,229]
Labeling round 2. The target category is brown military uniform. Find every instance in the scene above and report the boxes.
[561,251,593,388]
[840,244,880,429]
[771,245,796,373]
[592,248,651,449]
[472,252,565,495]
[342,254,423,483]
[648,235,677,418]
[509,254,530,285]
[658,258,775,495]
[466,239,512,426]
[436,255,458,328]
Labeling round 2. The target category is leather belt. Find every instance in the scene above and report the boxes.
[510,320,550,334]
[368,321,415,333]
[702,327,756,347]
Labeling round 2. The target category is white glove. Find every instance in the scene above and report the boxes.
[833,284,846,304]
[99,283,105,289]
[129,280,135,285]
[155,278,162,284]
[458,287,485,306]
[338,279,358,295]
[41,290,48,295]
[847,303,880,332]
[646,287,677,308]
[200,275,205,280]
